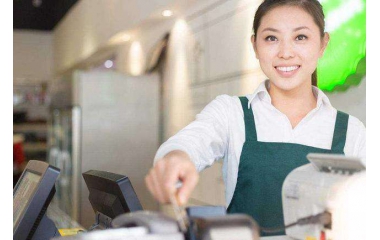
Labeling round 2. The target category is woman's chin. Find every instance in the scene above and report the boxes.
[269,79,308,92]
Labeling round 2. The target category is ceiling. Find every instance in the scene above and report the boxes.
[13,0,79,31]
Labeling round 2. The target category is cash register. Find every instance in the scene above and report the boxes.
[13,160,61,240]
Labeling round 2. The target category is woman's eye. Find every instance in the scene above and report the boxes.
[265,36,277,42]
[296,35,307,41]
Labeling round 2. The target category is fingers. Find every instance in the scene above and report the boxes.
[145,160,169,204]
[144,152,199,206]
[150,167,167,203]
[177,166,199,205]
[155,159,170,203]
[145,171,156,201]
[162,159,181,196]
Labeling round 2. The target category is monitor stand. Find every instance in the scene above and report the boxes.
[89,212,113,230]
[31,213,61,240]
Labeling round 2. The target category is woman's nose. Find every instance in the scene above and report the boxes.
[277,41,295,59]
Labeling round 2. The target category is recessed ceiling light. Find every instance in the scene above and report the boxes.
[104,60,113,69]
[32,0,42,7]
[162,10,173,17]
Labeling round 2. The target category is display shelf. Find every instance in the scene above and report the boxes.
[23,142,47,152]
[13,123,47,134]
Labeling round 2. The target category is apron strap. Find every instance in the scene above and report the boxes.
[239,97,257,142]
[239,97,349,151]
[331,111,349,152]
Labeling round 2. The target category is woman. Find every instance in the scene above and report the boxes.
[145,0,366,236]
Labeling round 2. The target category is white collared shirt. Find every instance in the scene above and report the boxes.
[154,80,366,206]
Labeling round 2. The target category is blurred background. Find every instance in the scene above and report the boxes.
[13,0,366,229]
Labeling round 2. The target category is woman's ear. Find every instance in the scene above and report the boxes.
[319,32,330,57]
[251,35,259,59]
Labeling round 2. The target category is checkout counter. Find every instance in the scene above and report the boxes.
[14,154,365,240]
[46,206,291,240]
[47,202,83,235]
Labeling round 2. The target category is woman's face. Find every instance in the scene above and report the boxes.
[253,6,329,92]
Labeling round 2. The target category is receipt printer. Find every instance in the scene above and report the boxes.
[282,153,366,240]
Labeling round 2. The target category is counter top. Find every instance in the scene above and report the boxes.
[47,203,293,239]
[262,236,293,240]
[47,202,83,229]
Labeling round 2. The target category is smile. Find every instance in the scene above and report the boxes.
[274,65,301,78]
[275,65,300,72]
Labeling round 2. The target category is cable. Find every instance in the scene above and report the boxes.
[88,223,100,231]
[87,212,101,231]
[261,211,332,234]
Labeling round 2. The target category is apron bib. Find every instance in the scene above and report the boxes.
[227,97,348,236]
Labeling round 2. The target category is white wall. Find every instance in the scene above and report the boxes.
[53,0,177,73]
[73,71,160,227]
[326,77,366,125]
[13,30,54,120]
[13,30,54,83]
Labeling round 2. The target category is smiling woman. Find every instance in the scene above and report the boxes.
[251,4,330,127]
[145,0,366,237]
[252,1,329,89]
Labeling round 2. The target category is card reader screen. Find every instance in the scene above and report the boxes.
[13,171,41,229]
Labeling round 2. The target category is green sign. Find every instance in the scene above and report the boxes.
[317,0,366,91]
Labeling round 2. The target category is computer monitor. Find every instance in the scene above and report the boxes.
[13,160,60,240]
[82,170,143,229]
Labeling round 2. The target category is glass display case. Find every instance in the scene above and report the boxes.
[48,106,81,221]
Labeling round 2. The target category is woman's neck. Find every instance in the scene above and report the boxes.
[268,81,317,128]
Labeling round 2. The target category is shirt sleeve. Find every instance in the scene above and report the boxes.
[154,95,231,172]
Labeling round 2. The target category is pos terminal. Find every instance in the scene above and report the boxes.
[13,160,61,240]
[82,170,143,229]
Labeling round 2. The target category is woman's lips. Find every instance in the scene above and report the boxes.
[274,65,300,78]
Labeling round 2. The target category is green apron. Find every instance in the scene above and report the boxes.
[227,97,348,236]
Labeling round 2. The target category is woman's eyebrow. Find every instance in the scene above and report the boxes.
[261,26,310,33]
[294,26,310,31]
[261,27,279,33]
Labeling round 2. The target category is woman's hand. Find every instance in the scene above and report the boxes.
[145,150,199,205]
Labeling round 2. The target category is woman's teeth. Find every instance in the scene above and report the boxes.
[276,65,299,72]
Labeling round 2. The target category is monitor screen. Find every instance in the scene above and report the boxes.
[13,160,60,240]
[83,170,143,228]
[13,170,41,230]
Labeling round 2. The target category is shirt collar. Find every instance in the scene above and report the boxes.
[312,84,332,108]
[246,79,332,109]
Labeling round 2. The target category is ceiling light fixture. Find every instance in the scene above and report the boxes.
[104,60,113,69]
[32,0,42,7]
[120,34,131,42]
[162,10,173,17]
